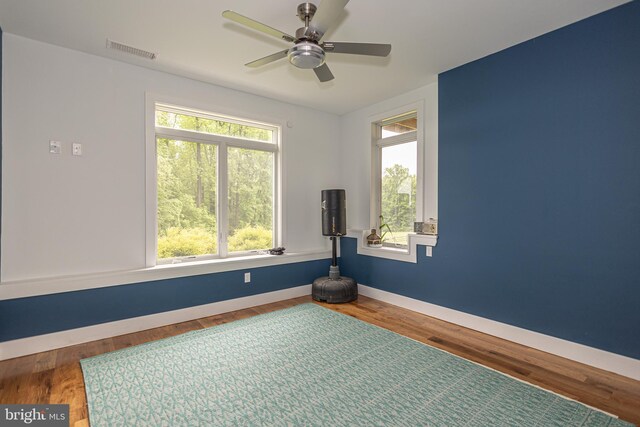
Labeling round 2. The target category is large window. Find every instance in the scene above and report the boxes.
[153,104,279,263]
[372,111,422,248]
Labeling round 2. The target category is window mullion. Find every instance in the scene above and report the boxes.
[376,130,418,148]
[225,138,278,153]
[156,127,276,152]
[218,142,229,258]
[155,127,219,145]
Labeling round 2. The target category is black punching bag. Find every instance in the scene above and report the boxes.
[321,189,346,236]
[313,189,357,303]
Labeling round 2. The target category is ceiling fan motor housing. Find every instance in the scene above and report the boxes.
[288,41,326,69]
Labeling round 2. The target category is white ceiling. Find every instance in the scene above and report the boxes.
[0,0,629,115]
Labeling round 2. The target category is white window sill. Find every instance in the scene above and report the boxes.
[346,230,437,263]
[0,250,332,300]
[155,252,287,269]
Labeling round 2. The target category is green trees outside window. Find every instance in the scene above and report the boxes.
[155,108,276,260]
[381,164,416,246]
[380,140,417,247]
[228,147,274,251]
[157,139,218,258]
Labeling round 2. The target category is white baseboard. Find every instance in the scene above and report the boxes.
[3,283,638,383]
[0,285,312,361]
[358,284,640,381]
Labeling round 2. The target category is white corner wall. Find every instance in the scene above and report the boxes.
[1,34,342,282]
[339,81,438,230]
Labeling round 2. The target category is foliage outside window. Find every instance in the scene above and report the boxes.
[155,105,278,262]
[373,112,420,248]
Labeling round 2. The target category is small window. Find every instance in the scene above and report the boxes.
[153,104,279,263]
[372,111,421,248]
[156,108,274,143]
[381,116,417,138]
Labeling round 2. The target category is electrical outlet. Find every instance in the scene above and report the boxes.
[72,143,82,156]
[244,272,251,283]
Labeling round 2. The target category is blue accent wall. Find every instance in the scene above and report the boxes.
[0,259,330,341]
[342,2,640,359]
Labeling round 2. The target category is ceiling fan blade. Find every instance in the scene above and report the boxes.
[305,0,349,40]
[313,63,335,82]
[323,42,391,57]
[222,10,295,43]
[245,49,289,68]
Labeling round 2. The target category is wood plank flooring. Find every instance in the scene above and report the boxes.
[1,295,639,426]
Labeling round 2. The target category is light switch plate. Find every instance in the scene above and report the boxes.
[49,140,61,154]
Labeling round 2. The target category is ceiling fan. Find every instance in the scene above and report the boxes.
[222,0,391,82]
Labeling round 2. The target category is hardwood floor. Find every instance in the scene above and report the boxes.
[1,295,639,426]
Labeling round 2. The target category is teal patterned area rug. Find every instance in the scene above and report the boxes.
[81,303,631,426]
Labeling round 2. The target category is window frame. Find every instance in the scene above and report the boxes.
[370,103,424,249]
[146,96,281,267]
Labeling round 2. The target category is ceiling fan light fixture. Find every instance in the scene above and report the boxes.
[288,41,325,69]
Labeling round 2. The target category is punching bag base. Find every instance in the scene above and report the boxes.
[311,276,358,304]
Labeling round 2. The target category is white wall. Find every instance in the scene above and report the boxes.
[1,34,342,282]
[339,82,438,231]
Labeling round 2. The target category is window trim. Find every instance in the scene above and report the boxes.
[370,102,425,248]
[145,93,282,267]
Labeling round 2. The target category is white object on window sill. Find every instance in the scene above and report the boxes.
[346,230,437,263]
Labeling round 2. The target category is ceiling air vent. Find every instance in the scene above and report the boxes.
[106,39,157,60]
